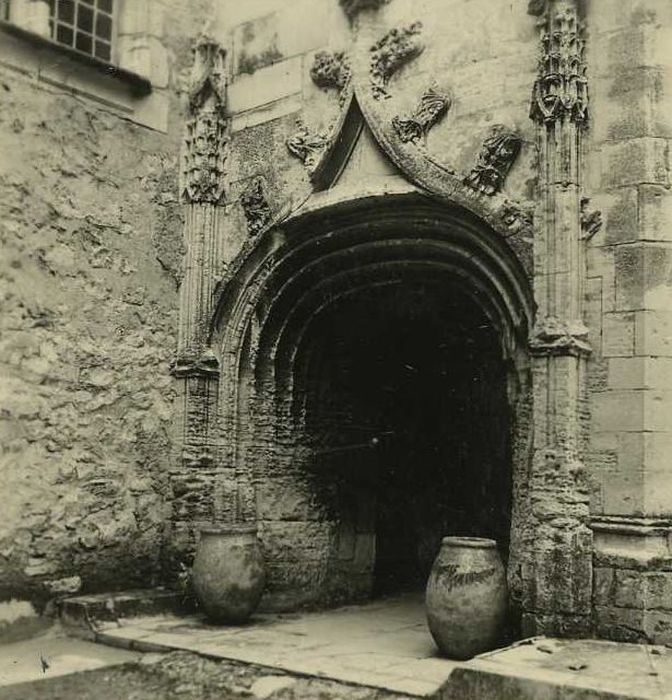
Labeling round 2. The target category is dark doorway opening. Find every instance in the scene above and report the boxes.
[299,278,512,599]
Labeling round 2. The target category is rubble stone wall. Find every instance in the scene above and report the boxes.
[0,0,212,603]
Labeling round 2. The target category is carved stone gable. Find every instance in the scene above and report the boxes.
[464,125,521,195]
[370,22,424,100]
[181,36,229,205]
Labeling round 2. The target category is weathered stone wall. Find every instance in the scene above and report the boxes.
[0,0,212,603]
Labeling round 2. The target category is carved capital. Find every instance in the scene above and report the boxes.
[172,350,220,378]
[530,2,588,126]
[370,22,424,100]
[392,86,450,143]
[240,177,273,237]
[464,125,522,196]
[340,0,390,18]
[181,35,229,205]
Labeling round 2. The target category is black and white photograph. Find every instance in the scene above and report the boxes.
[1,1,671,698]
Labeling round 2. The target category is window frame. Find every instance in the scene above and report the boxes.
[47,0,118,65]
[0,0,151,95]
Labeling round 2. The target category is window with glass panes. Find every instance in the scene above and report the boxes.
[48,0,114,62]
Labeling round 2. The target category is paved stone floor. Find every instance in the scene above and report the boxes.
[3,596,672,698]
[0,623,140,687]
[88,593,672,699]
[95,593,453,696]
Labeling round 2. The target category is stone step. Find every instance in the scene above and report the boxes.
[59,588,188,637]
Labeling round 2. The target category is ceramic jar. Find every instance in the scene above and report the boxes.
[425,536,507,660]
[192,523,265,623]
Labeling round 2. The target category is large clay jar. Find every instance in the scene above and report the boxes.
[192,523,265,623]
[425,536,507,660]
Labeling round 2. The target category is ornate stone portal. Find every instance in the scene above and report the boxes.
[171,0,615,642]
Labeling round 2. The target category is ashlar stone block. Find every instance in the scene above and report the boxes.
[599,138,670,190]
[640,185,672,242]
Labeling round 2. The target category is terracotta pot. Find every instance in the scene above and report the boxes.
[425,536,507,660]
[192,523,265,623]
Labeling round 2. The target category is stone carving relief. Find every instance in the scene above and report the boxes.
[391,86,451,143]
[530,4,588,125]
[286,120,331,169]
[340,0,390,18]
[530,317,591,356]
[181,36,229,205]
[370,22,424,100]
[310,51,352,95]
[499,199,534,234]
[581,197,602,239]
[240,177,272,236]
[464,125,522,196]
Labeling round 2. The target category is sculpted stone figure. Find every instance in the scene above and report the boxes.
[286,121,330,169]
[392,87,451,143]
[464,125,521,195]
[240,177,272,236]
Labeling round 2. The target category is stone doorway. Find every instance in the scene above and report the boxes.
[209,194,533,613]
[301,280,512,600]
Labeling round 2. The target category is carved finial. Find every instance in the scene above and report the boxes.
[530,5,588,126]
[370,22,424,100]
[286,120,330,170]
[340,0,390,19]
[188,34,227,113]
[240,177,272,236]
[464,125,522,196]
[181,36,229,204]
[392,86,451,143]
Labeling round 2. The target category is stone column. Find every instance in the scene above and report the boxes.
[168,36,230,567]
[524,0,593,636]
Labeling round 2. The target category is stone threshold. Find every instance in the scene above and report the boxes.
[60,590,672,699]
